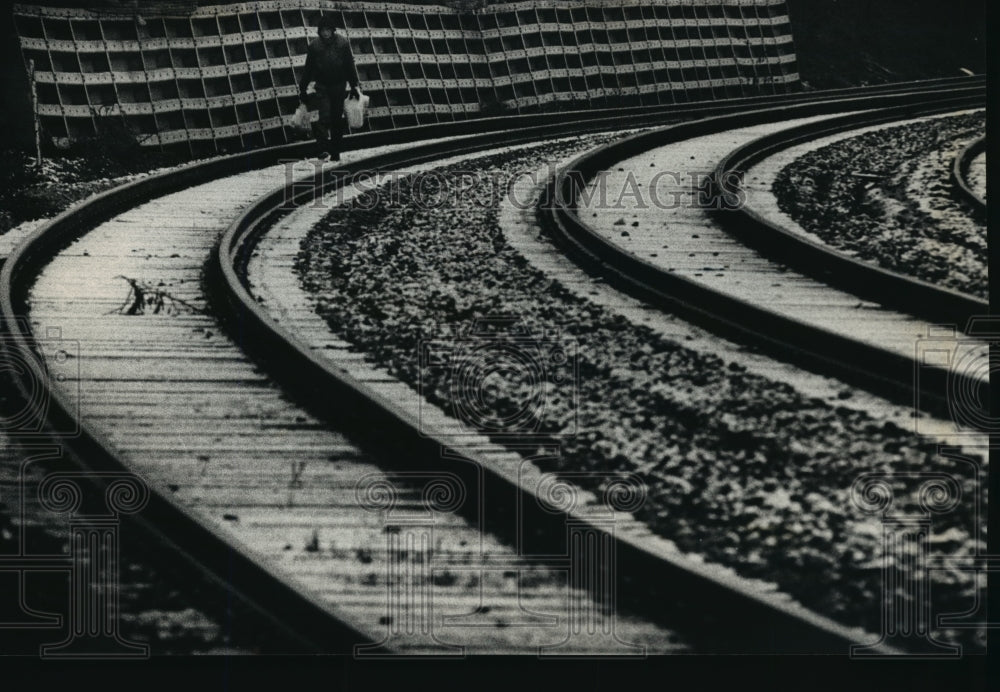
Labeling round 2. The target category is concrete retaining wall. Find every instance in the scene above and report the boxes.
[13,0,799,155]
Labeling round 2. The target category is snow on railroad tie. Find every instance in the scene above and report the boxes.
[25,139,687,655]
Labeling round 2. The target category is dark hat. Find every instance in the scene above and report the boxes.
[316,13,341,31]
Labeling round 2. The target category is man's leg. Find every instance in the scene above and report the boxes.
[329,95,346,161]
[311,87,333,158]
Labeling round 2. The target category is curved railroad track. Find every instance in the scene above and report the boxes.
[712,105,987,324]
[952,134,987,221]
[0,77,984,655]
[545,85,987,424]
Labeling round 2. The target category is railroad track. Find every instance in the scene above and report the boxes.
[0,77,983,655]
[952,134,987,221]
[713,106,987,324]
[545,85,987,425]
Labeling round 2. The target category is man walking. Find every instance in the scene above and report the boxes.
[299,14,360,161]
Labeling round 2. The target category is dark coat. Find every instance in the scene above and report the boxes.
[299,33,359,98]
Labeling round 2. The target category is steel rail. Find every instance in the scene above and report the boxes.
[951,134,987,221]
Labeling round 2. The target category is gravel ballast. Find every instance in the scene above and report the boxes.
[294,134,985,650]
[772,112,987,299]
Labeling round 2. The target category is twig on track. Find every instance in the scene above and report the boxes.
[108,275,204,316]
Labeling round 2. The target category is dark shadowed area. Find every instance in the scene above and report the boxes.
[787,0,985,88]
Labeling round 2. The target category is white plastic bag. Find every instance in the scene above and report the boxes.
[344,90,370,129]
[291,103,312,132]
